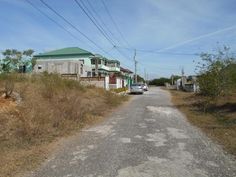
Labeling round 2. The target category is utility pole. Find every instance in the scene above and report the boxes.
[171,74,174,85]
[95,57,98,77]
[134,49,137,83]
[181,67,185,89]
[144,68,147,83]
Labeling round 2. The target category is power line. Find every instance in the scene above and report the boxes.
[86,0,124,47]
[73,0,133,62]
[101,0,131,48]
[74,0,116,47]
[25,0,84,44]
[28,0,135,72]
[25,0,134,69]
[39,0,111,57]
[114,46,133,61]
[120,61,133,71]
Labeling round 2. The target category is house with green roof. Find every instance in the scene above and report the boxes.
[33,47,133,89]
[90,54,110,76]
[107,59,120,72]
[90,55,120,77]
[33,47,94,77]
[90,54,124,88]
[120,67,133,87]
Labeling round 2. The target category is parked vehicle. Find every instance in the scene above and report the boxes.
[142,83,148,91]
[130,83,144,94]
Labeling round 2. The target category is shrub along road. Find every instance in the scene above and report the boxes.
[27,87,236,177]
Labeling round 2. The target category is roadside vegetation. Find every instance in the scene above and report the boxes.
[0,49,34,73]
[170,90,236,155]
[149,75,180,86]
[170,46,236,156]
[0,73,128,177]
[110,87,128,93]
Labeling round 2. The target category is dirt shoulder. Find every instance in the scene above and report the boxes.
[169,89,236,156]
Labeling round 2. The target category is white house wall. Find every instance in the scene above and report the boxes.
[34,60,80,74]
[34,58,92,77]
[117,78,122,88]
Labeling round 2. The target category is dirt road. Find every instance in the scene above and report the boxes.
[27,87,236,177]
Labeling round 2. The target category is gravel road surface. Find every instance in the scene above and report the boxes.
[27,87,236,177]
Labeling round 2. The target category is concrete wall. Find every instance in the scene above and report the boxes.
[34,60,80,74]
[81,80,105,88]
[34,59,92,77]
[82,65,92,77]
[105,76,109,90]
[109,84,117,89]
[61,74,79,81]
[80,77,109,89]
[117,78,122,88]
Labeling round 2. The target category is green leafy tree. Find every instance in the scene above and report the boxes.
[137,75,145,83]
[196,46,236,98]
[0,49,34,73]
[149,77,171,86]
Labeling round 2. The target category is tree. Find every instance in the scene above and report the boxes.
[137,75,145,83]
[0,49,34,73]
[196,46,236,99]
[149,77,170,86]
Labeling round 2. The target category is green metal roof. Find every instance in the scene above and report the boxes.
[93,55,119,63]
[92,54,109,61]
[34,47,93,57]
[93,54,104,58]
[107,59,120,64]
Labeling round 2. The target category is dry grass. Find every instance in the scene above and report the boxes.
[0,73,128,177]
[169,90,236,156]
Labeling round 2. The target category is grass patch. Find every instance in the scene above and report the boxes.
[110,87,128,93]
[0,73,128,177]
[169,90,236,156]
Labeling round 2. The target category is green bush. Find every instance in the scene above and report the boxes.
[196,47,236,98]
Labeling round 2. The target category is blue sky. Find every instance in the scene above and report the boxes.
[1,0,236,79]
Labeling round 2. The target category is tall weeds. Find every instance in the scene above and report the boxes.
[0,73,127,146]
[0,73,128,177]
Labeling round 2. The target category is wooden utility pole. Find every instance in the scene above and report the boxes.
[95,57,99,77]
[171,74,174,85]
[134,49,137,83]
[144,68,147,83]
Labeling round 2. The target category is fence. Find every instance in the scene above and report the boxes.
[80,76,109,89]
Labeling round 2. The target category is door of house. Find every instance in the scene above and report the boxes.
[109,75,116,84]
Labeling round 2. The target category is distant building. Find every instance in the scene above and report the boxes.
[176,75,199,92]
[33,47,134,90]
[120,67,133,88]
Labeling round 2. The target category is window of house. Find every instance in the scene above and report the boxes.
[38,65,42,70]
[91,59,95,65]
